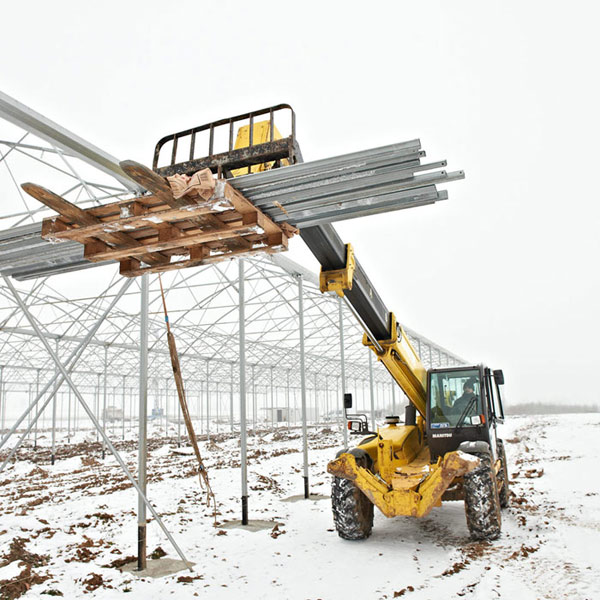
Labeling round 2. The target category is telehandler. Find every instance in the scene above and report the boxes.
[147,104,509,541]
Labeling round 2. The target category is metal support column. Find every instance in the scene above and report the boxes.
[229,363,234,433]
[51,340,58,465]
[0,368,4,433]
[298,275,309,499]
[270,366,274,429]
[238,259,249,524]
[138,274,149,571]
[122,375,126,440]
[34,369,40,449]
[102,345,108,460]
[205,360,210,440]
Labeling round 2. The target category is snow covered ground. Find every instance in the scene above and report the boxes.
[0,414,599,599]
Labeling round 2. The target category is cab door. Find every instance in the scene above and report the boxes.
[483,368,499,460]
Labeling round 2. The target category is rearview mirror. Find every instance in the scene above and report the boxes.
[493,370,505,385]
[344,393,353,409]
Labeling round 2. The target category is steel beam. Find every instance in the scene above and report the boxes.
[0,91,141,193]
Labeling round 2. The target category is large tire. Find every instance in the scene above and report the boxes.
[463,452,502,541]
[496,439,510,508]
[331,452,374,540]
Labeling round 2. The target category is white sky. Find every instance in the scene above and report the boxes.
[1,0,599,407]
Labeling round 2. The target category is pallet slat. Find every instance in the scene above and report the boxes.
[23,163,296,278]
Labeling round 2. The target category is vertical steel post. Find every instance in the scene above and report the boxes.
[95,374,101,444]
[391,382,396,416]
[238,259,248,524]
[286,370,290,429]
[270,366,274,429]
[102,345,108,460]
[298,275,309,499]
[138,273,149,571]
[51,340,58,465]
[216,382,220,434]
[34,369,40,449]
[205,360,210,439]
[67,387,72,443]
[338,296,348,447]
[251,365,256,431]
[0,368,4,433]
[122,375,126,441]
[229,363,234,433]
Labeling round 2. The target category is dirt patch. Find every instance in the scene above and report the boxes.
[509,544,539,559]
[26,467,49,479]
[149,546,167,560]
[80,573,112,593]
[524,468,544,479]
[251,474,283,494]
[177,574,204,583]
[1,537,49,568]
[104,555,137,569]
[65,536,105,563]
[0,564,51,600]
[0,537,51,600]
[441,561,468,576]
[84,512,114,523]
[393,585,415,596]
[270,524,286,539]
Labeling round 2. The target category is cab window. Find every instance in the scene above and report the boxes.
[429,369,482,428]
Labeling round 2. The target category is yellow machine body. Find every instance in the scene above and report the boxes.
[327,422,480,518]
[362,313,428,418]
[231,120,289,176]
[319,243,356,297]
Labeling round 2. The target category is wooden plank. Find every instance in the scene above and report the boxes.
[22,183,169,266]
[43,202,225,241]
[83,221,262,263]
[120,160,191,210]
[120,242,287,278]
[221,181,283,236]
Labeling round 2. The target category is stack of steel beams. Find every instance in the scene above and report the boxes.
[0,139,463,280]
[232,139,463,227]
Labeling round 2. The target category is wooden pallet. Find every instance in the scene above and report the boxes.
[22,161,296,277]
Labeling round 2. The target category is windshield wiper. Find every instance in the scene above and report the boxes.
[455,396,477,432]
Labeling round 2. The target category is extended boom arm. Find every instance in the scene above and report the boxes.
[300,223,428,417]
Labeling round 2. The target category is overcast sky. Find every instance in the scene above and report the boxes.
[1,0,599,407]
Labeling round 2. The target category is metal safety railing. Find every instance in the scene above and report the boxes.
[152,103,302,178]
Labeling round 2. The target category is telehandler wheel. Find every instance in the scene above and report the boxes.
[331,452,373,540]
[496,439,510,508]
[463,452,502,541]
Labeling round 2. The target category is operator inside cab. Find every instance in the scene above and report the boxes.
[430,371,481,427]
[453,380,477,414]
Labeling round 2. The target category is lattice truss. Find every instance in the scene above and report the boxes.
[0,103,465,423]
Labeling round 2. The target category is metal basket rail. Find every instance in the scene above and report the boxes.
[152,104,303,178]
